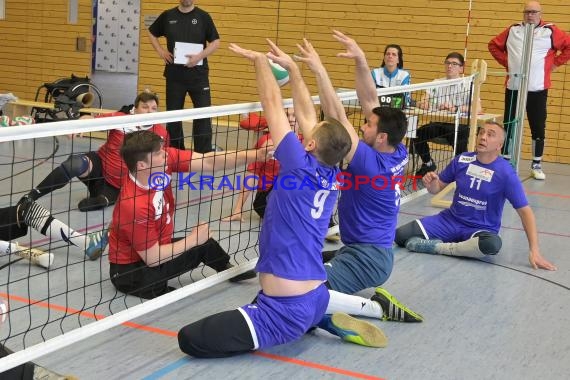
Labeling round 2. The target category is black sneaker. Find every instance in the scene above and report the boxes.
[415,162,437,177]
[371,287,423,322]
[78,195,110,212]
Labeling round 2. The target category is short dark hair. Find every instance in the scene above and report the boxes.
[311,118,352,166]
[381,44,404,69]
[445,52,465,66]
[121,130,163,173]
[134,91,159,108]
[371,107,408,147]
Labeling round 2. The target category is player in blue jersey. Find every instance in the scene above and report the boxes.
[395,121,556,271]
[177,39,391,358]
[288,30,423,323]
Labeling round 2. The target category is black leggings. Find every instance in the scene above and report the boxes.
[178,309,254,358]
[413,122,470,163]
[503,89,547,156]
[109,238,230,299]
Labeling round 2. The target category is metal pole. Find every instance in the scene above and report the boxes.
[512,22,534,173]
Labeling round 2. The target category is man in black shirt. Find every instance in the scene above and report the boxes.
[148,0,220,152]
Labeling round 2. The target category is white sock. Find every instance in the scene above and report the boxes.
[24,201,88,249]
[46,219,88,249]
[0,241,18,257]
[326,290,383,318]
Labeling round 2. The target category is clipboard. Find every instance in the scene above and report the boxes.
[174,42,203,65]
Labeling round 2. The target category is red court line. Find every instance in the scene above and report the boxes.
[525,190,570,199]
[1,292,384,379]
[253,351,385,380]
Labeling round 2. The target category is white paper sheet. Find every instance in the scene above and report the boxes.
[174,42,203,65]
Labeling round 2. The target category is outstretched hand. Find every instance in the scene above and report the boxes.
[291,38,324,72]
[332,30,366,61]
[529,250,557,271]
[266,39,296,71]
[228,43,265,62]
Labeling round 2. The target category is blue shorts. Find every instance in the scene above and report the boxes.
[419,211,490,242]
[239,283,329,349]
[325,244,393,294]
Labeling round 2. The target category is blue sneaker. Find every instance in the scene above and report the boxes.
[85,230,108,260]
[405,237,442,254]
[319,313,388,348]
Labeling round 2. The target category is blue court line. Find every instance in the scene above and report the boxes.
[143,357,192,380]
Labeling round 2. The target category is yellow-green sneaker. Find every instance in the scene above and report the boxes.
[372,287,423,322]
[330,313,388,348]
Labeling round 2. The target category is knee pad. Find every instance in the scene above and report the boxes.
[61,154,90,180]
[476,232,502,255]
[395,220,424,247]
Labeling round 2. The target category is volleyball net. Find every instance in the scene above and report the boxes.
[0,73,478,372]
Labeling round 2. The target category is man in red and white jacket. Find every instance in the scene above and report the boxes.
[488,0,570,180]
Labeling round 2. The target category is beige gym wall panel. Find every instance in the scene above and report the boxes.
[0,1,92,101]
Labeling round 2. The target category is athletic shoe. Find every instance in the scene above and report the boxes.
[13,243,54,269]
[372,287,423,323]
[415,162,437,177]
[330,313,388,348]
[85,230,108,260]
[530,163,546,180]
[405,236,442,254]
[78,195,110,212]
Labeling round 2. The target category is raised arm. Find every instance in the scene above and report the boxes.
[229,43,290,147]
[332,30,380,119]
[190,148,270,173]
[266,39,318,136]
[293,38,358,161]
[516,205,557,271]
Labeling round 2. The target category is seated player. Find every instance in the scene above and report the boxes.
[21,91,168,212]
[178,40,392,358]
[108,130,265,299]
[414,52,482,176]
[395,121,556,271]
[0,198,107,266]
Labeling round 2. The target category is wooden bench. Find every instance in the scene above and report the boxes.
[3,99,115,119]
